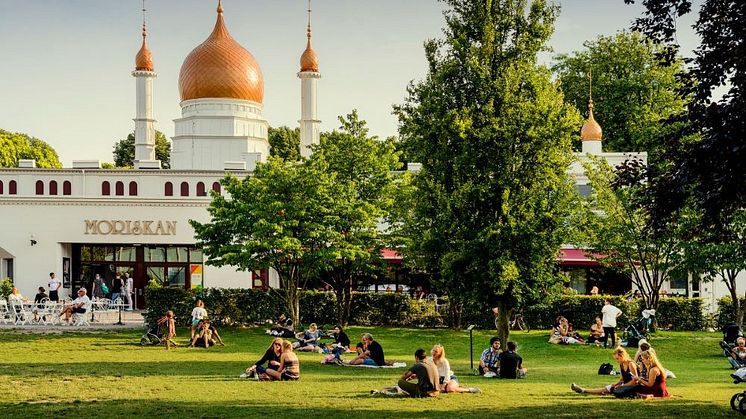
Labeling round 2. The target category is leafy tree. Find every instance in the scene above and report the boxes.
[113,131,171,168]
[625,0,746,230]
[268,126,300,162]
[575,156,690,311]
[311,110,401,325]
[190,157,341,325]
[0,129,61,168]
[394,0,581,342]
[553,31,689,160]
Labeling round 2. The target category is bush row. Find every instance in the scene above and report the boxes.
[144,287,706,331]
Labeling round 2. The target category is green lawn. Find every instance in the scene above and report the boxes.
[0,326,738,418]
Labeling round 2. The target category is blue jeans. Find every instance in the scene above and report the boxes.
[362,358,377,366]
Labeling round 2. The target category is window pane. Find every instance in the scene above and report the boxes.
[189,248,203,263]
[167,267,186,288]
[147,267,165,286]
[115,246,136,262]
[144,247,166,262]
[104,247,116,261]
[166,247,188,262]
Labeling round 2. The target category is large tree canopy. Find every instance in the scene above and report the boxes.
[268,126,301,162]
[112,131,171,168]
[0,129,61,168]
[625,0,746,230]
[553,31,689,161]
[395,0,581,341]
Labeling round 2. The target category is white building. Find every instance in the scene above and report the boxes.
[0,1,320,307]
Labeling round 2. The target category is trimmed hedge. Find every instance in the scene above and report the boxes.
[716,296,746,329]
[144,287,705,331]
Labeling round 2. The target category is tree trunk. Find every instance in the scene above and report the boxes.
[342,283,352,327]
[496,300,511,344]
[448,298,462,330]
[334,286,345,325]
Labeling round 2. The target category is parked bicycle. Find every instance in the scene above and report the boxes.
[492,307,530,332]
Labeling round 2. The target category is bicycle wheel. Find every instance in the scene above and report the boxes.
[517,317,529,333]
[738,393,746,415]
[732,392,744,411]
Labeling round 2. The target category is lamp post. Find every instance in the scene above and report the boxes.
[467,324,476,371]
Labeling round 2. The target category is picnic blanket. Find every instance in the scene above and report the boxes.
[343,362,407,368]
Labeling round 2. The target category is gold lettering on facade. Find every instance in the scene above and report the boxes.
[82,220,177,236]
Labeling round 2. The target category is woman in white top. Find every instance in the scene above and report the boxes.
[190,299,208,340]
[430,344,480,393]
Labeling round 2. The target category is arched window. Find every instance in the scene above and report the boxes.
[180,182,189,197]
[49,180,58,195]
[102,181,110,196]
[212,182,221,194]
[9,180,17,195]
[196,182,206,197]
[63,181,71,195]
[129,181,138,196]
[164,182,173,197]
[0,180,3,195]
[35,180,44,195]
[115,181,124,196]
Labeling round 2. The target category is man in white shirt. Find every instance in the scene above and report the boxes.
[60,288,91,324]
[124,273,134,311]
[601,298,622,348]
[48,272,61,302]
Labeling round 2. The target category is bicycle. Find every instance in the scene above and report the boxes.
[492,308,530,333]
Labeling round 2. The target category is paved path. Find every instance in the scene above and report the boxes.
[0,310,145,332]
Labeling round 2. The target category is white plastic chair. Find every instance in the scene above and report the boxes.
[72,300,92,326]
[10,301,32,325]
[0,300,12,324]
[41,301,61,325]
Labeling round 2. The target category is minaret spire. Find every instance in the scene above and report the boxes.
[298,0,321,158]
[580,66,603,153]
[132,0,160,168]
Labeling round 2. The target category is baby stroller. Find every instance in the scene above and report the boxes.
[140,321,164,346]
[622,309,654,348]
[720,323,746,368]
[730,368,746,413]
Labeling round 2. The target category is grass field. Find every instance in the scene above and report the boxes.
[0,326,738,418]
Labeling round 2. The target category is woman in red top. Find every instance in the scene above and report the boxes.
[634,350,670,398]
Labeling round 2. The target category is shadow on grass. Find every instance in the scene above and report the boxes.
[0,397,734,418]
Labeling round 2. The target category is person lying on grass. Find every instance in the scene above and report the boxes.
[571,347,637,396]
[430,344,480,393]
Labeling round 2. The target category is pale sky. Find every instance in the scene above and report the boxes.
[0,0,701,166]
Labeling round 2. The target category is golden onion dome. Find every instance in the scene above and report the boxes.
[580,99,602,141]
[178,0,264,103]
[300,30,319,72]
[135,25,154,71]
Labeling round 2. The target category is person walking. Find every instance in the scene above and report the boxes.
[48,272,61,302]
[111,273,123,303]
[124,273,134,310]
[601,298,622,348]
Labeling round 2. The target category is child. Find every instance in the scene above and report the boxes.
[158,311,178,350]
[732,337,746,368]
[190,300,207,340]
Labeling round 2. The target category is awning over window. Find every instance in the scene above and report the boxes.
[558,248,601,267]
[381,248,402,264]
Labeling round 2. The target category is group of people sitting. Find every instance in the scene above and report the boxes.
[478,337,527,379]
[243,337,301,381]
[571,340,670,399]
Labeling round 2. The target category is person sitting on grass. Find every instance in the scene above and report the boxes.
[244,338,283,378]
[632,350,670,399]
[59,288,90,324]
[549,316,581,344]
[398,348,440,398]
[571,347,638,396]
[268,314,295,338]
[587,317,607,346]
[294,323,322,352]
[157,310,178,350]
[430,344,480,393]
[188,319,224,348]
[499,341,527,379]
[328,324,351,358]
[258,340,300,381]
[345,333,386,366]
[479,337,501,376]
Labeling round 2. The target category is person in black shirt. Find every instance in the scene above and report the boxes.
[398,348,439,397]
[499,341,526,379]
[331,324,351,359]
[348,333,385,366]
[244,337,283,378]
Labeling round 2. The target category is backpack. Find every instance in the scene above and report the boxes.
[598,363,613,375]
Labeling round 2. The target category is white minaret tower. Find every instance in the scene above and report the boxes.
[132,1,160,169]
[298,0,320,158]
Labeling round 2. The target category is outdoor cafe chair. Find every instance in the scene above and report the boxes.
[0,299,12,324]
[10,301,32,325]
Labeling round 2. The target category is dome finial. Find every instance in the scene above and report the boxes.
[299,0,319,72]
[581,66,602,141]
[217,0,223,15]
[135,0,154,71]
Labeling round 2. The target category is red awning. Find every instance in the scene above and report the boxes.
[381,248,403,264]
[558,248,602,267]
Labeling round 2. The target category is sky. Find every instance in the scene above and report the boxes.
[0,0,701,167]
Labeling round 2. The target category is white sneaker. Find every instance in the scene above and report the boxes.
[239,373,249,379]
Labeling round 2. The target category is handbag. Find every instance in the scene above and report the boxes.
[100,282,110,295]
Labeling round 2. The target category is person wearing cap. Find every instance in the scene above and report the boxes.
[479,337,501,376]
